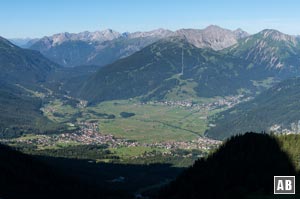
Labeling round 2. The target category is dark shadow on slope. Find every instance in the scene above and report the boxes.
[158,133,297,199]
[0,143,183,199]
[0,143,125,199]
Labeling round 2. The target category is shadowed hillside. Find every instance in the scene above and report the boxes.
[0,143,182,199]
[0,143,132,199]
[159,133,296,199]
[0,82,63,138]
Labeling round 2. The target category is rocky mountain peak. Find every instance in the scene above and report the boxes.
[175,25,241,50]
[259,29,297,44]
[203,25,225,31]
[51,32,72,45]
[89,29,122,42]
[233,28,250,39]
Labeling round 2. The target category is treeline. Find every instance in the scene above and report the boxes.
[20,144,204,167]
[22,144,119,160]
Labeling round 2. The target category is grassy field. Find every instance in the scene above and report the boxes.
[43,99,213,143]
[42,99,79,123]
[109,146,166,159]
[89,100,209,143]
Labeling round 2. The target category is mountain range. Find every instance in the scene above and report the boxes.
[9,38,39,48]
[68,28,300,104]
[27,25,248,67]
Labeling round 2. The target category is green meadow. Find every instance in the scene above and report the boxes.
[43,99,214,143]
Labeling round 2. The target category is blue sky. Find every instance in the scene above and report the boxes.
[2,0,300,38]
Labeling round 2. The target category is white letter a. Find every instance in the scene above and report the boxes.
[277,180,284,190]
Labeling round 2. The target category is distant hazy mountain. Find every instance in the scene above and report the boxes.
[30,26,249,67]
[9,38,39,48]
[30,29,173,67]
[9,38,30,46]
[0,37,58,87]
[207,77,300,140]
[233,28,250,39]
[33,29,122,49]
[225,29,300,70]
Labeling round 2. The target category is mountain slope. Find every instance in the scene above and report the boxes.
[0,36,58,86]
[84,36,167,67]
[73,38,273,103]
[225,29,300,72]
[206,77,300,140]
[159,133,296,199]
[33,40,96,67]
[0,82,62,138]
[0,37,63,137]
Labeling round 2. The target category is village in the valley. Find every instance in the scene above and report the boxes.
[0,120,221,158]
[145,94,252,111]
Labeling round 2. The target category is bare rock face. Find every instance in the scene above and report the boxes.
[175,25,249,50]
[260,29,297,44]
[128,28,175,39]
[76,29,122,43]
